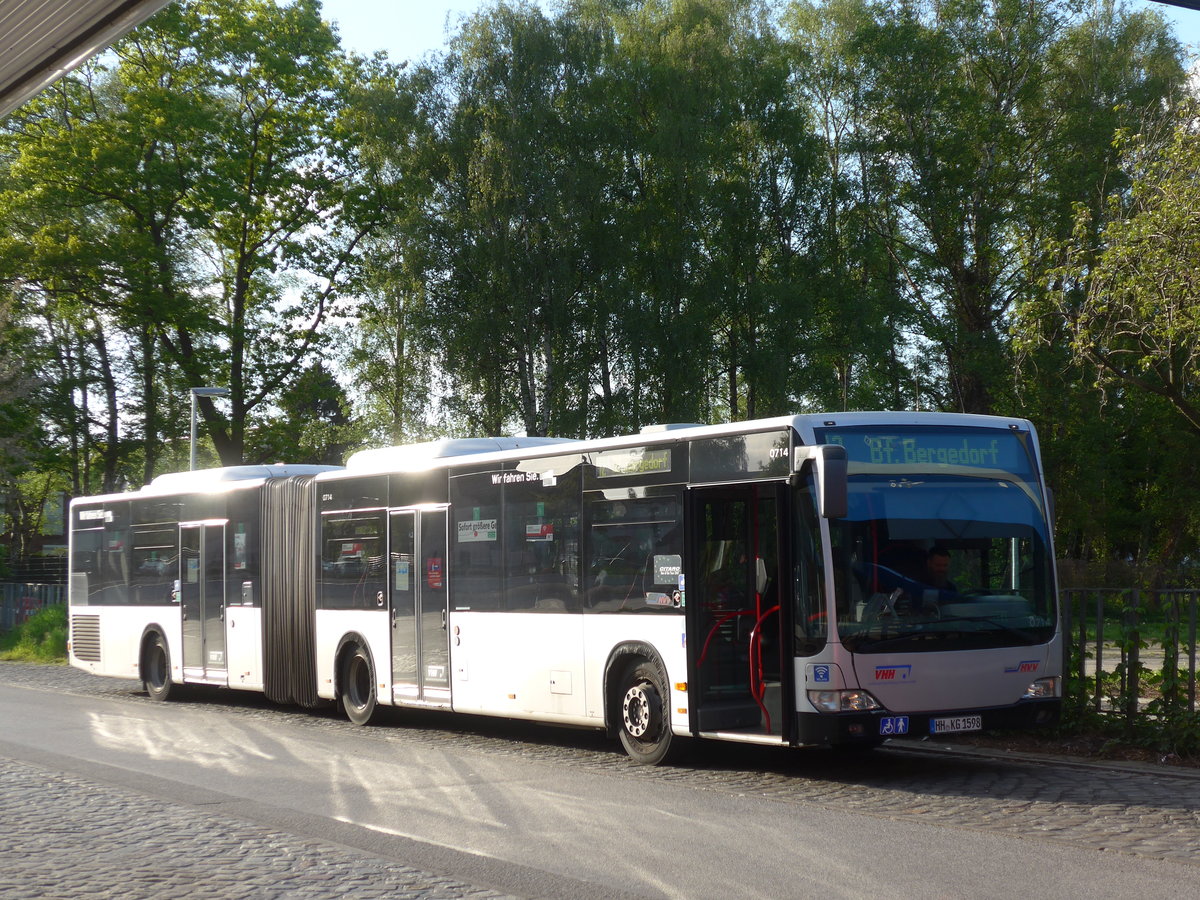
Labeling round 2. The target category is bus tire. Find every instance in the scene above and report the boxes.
[143,632,174,702]
[340,644,377,726]
[617,660,679,765]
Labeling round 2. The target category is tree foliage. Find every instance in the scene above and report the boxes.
[1,0,1196,576]
[1058,101,1200,436]
[0,0,372,496]
[1024,98,1200,575]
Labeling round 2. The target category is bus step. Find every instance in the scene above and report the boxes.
[698,700,762,731]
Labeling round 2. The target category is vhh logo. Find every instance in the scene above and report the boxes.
[874,665,913,682]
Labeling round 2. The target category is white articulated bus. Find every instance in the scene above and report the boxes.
[68,413,1061,764]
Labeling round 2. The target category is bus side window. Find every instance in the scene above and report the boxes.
[320,512,385,610]
[794,481,827,654]
[71,528,103,605]
[585,493,682,613]
[449,471,503,612]
[502,466,580,613]
[101,518,130,605]
[130,524,178,606]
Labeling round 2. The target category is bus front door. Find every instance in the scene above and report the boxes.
[180,522,227,682]
[389,507,450,706]
[689,486,790,738]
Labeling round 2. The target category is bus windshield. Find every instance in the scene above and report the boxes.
[816,426,1056,653]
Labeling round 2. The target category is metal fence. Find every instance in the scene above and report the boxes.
[1060,588,1200,721]
[0,583,65,631]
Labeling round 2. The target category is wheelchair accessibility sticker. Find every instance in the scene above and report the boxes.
[879,716,909,736]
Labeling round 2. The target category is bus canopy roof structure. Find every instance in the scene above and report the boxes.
[0,0,174,119]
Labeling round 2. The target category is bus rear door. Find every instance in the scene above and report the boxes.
[180,521,227,682]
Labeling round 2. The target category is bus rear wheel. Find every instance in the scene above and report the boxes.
[143,633,173,702]
[341,644,377,726]
[618,661,680,765]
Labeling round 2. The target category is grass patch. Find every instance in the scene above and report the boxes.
[0,604,68,663]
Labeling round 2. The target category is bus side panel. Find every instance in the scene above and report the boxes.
[314,608,391,703]
[449,611,588,723]
[225,605,264,691]
[69,604,182,684]
[581,614,689,735]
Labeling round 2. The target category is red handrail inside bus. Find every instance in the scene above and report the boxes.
[696,603,781,735]
[748,603,780,734]
[696,609,754,666]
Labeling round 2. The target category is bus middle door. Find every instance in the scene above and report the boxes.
[389,507,451,706]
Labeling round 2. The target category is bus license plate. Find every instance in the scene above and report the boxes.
[930,715,982,735]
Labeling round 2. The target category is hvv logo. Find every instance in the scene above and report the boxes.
[874,665,913,682]
[1004,660,1040,674]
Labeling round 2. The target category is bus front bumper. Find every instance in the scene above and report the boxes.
[796,697,1061,747]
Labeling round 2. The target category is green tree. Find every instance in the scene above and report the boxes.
[354,1,627,437]
[1055,104,1200,437]
[847,0,1068,414]
[353,0,829,435]
[340,51,446,445]
[783,0,916,411]
[0,0,374,487]
[1024,98,1200,572]
[433,1,603,436]
[0,287,52,568]
[592,0,827,425]
[249,361,357,465]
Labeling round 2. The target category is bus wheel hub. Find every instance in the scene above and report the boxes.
[622,683,657,738]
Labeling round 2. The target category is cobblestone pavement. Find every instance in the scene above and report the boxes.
[2,662,1199,899]
[0,755,517,900]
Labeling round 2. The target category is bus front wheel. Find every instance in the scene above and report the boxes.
[341,644,378,726]
[618,661,679,765]
[143,633,173,702]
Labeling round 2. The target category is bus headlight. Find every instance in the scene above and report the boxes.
[1023,676,1060,699]
[808,689,883,713]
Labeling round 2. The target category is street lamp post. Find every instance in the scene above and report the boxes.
[189,386,230,471]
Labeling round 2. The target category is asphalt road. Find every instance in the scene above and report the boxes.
[1,663,1198,899]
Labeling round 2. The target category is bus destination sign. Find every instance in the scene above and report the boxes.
[819,429,1028,472]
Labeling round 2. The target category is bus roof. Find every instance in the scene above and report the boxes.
[335,421,797,477]
[343,437,575,474]
[70,412,1038,502]
[70,464,343,506]
[334,412,1034,479]
[147,464,342,494]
